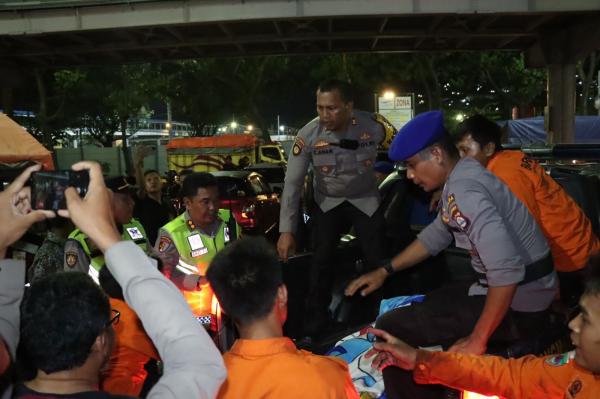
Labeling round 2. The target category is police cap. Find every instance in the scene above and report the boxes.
[105,176,136,194]
[388,110,445,161]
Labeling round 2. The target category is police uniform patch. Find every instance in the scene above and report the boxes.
[360,132,371,140]
[187,219,196,231]
[351,117,357,126]
[320,166,330,173]
[545,353,570,367]
[292,137,305,156]
[314,140,329,148]
[158,236,172,253]
[450,204,470,230]
[66,251,78,268]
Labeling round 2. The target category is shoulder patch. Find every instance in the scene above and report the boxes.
[450,203,470,230]
[65,251,78,268]
[545,353,571,367]
[292,137,305,156]
[158,236,173,253]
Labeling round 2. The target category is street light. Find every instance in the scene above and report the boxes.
[383,90,395,100]
[230,121,238,129]
[455,113,465,122]
[279,125,285,132]
[247,124,253,131]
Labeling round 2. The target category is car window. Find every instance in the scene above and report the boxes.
[248,174,271,195]
[216,176,244,199]
[261,146,283,161]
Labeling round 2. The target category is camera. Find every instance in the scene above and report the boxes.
[31,170,89,211]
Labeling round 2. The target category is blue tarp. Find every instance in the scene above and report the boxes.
[502,116,600,144]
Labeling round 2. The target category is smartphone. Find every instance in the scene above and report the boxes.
[31,171,89,211]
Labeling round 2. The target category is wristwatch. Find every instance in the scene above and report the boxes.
[382,260,394,275]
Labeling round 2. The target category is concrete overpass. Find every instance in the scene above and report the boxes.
[1,0,600,142]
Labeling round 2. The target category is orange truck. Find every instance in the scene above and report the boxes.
[166,134,286,172]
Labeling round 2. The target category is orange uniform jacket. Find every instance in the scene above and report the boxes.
[101,298,160,397]
[414,350,599,399]
[217,337,359,399]
[487,150,600,271]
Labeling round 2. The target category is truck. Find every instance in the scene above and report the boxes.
[166,134,286,172]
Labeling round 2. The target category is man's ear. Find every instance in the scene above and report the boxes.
[483,142,496,157]
[277,284,288,308]
[430,145,444,164]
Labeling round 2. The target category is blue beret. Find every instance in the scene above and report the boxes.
[388,110,445,161]
[374,161,394,174]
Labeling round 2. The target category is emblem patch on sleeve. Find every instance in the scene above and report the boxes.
[292,137,305,156]
[66,251,78,268]
[158,236,173,253]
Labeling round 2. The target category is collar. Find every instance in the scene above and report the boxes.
[228,337,297,357]
[184,211,221,237]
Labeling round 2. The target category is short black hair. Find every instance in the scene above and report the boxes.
[143,169,160,177]
[20,272,111,374]
[99,266,124,301]
[317,79,354,103]
[583,252,600,297]
[418,133,459,161]
[206,237,282,325]
[180,172,217,198]
[454,114,502,153]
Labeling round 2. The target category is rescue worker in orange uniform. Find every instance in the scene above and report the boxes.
[455,115,600,304]
[365,252,600,399]
[99,266,159,397]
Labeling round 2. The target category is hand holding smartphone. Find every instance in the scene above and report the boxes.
[31,170,89,211]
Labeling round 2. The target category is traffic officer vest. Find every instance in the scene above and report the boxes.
[68,218,148,283]
[162,209,237,318]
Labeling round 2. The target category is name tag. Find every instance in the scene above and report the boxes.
[453,232,472,250]
[187,234,205,251]
[191,248,209,258]
[126,227,144,240]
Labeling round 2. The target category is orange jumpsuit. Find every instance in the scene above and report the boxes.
[217,337,359,399]
[101,298,159,397]
[487,150,600,272]
[413,350,599,399]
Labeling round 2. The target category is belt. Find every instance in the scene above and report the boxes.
[475,252,554,287]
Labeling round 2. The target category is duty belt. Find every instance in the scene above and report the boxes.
[475,252,554,287]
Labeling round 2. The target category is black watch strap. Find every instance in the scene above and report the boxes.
[382,261,394,275]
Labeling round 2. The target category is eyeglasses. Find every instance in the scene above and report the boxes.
[106,309,120,327]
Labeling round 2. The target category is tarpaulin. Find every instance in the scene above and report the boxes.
[0,113,54,170]
[504,116,600,144]
[166,134,257,149]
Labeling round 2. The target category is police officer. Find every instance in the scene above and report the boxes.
[345,111,558,399]
[278,79,395,337]
[64,176,150,283]
[155,172,239,319]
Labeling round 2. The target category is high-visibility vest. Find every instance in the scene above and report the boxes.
[162,209,238,316]
[69,218,148,283]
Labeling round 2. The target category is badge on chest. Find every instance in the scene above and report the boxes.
[188,234,208,257]
[126,227,144,240]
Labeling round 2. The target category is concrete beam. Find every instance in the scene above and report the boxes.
[2,0,600,36]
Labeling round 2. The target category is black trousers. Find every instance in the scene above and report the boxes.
[376,282,550,399]
[305,201,385,334]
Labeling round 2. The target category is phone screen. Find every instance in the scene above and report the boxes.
[31,171,89,211]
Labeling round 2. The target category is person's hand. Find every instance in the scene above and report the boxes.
[429,189,442,212]
[134,144,152,165]
[0,164,55,258]
[345,267,387,296]
[277,232,296,262]
[57,161,120,252]
[364,328,417,371]
[448,334,486,355]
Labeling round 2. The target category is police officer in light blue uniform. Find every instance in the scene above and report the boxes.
[278,79,395,337]
[345,110,558,399]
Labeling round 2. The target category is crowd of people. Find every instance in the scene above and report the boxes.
[0,79,600,399]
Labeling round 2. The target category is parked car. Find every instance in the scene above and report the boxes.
[211,171,280,241]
